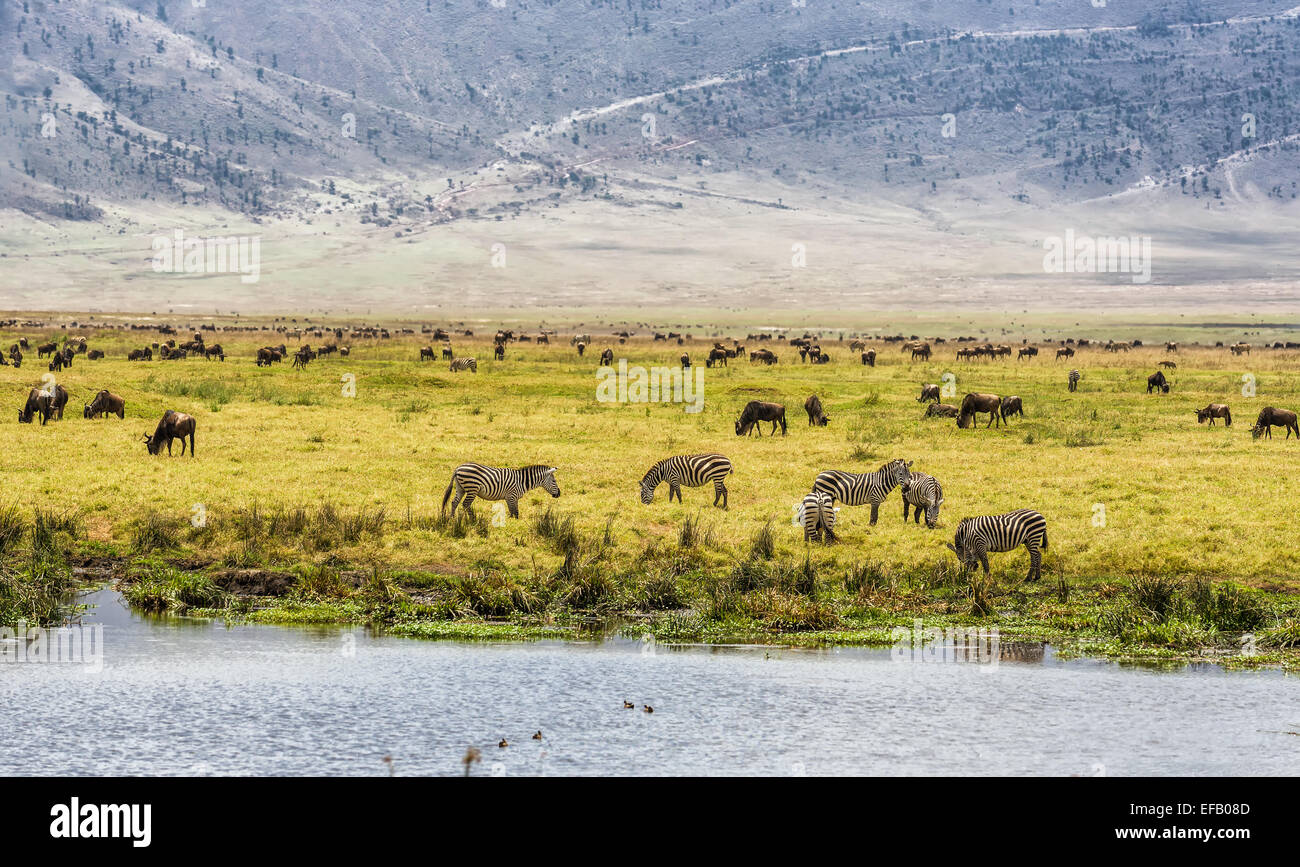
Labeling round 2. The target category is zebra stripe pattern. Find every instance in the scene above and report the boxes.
[1068,369,1080,392]
[640,453,732,508]
[902,471,944,528]
[449,357,478,372]
[441,463,560,518]
[812,459,912,525]
[947,508,1048,581]
[800,491,838,542]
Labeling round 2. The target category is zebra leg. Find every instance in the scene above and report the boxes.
[869,502,879,525]
[670,484,681,503]
[1027,544,1041,582]
[508,497,520,519]
[902,501,910,523]
[980,553,990,575]
[715,481,728,509]
[462,495,476,519]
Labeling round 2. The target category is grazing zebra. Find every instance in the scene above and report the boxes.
[640,453,733,509]
[441,463,560,518]
[449,357,478,373]
[812,459,913,525]
[1067,369,1080,392]
[901,471,943,529]
[947,509,1049,582]
[800,491,838,543]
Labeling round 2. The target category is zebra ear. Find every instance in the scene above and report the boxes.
[548,467,557,473]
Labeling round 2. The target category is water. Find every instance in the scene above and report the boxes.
[0,590,1295,776]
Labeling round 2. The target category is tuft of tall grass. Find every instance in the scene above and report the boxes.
[0,505,26,555]
[749,520,775,561]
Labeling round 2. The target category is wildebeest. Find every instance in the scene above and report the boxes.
[494,343,506,361]
[910,343,931,361]
[917,384,940,403]
[956,393,1003,428]
[144,410,196,456]
[576,342,587,357]
[1147,370,1170,394]
[1230,342,1251,356]
[204,344,225,361]
[419,346,435,362]
[1000,395,1024,421]
[1056,346,1075,360]
[804,394,828,426]
[600,348,614,366]
[1017,346,1038,360]
[735,400,787,436]
[128,347,152,361]
[36,341,57,358]
[84,390,126,420]
[680,353,690,369]
[1165,342,1178,353]
[707,348,728,367]
[1158,360,1176,369]
[861,349,876,367]
[749,348,778,365]
[1195,404,1231,426]
[18,384,68,425]
[924,403,960,418]
[1252,407,1299,439]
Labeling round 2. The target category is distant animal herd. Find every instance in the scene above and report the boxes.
[6,322,1297,581]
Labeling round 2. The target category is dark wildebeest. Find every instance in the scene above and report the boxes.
[128,347,151,361]
[441,345,453,359]
[861,349,876,367]
[86,349,105,360]
[804,394,829,426]
[910,343,932,361]
[1252,407,1299,439]
[1196,404,1231,426]
[680,353,691,369]
[144,410,196,456]
[494,343,506,361]
[84,390,126,420]
[1147,370,1170,394]
[204,344,225,361]
[749,349,778,365]
[36,341,57,358]
[957,393,1003,428]
[419,346,435,362]
[576,342,587,357]
[9,349,21,369]
[600,348,614,366]
[1166,342,1178,353]
[1056,346,1075,360]
[1017,346,1038,360]
[925,403,960,418]
[917,384,940,403]
[735,400,787,436]
[19,384,68,424]
[48,351,64,372]
[707,348,728,367]
[1000,395,1024,421]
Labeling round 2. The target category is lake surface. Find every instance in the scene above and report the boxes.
[0,589,1295,776]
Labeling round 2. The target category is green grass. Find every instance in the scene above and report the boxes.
[2,322,1299,664]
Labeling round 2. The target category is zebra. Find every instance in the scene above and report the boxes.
[449,357,478,373]
[441,463,560,519]
[639,453,733,509]
[1067,369,1080,392]
[946,509,1048,582]
[800,491,838,543]
[901,471,944,528]
[812,459,913,525]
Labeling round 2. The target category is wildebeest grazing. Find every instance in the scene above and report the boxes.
[639,453,733,509]
[576,342,587,357]
[1056,346,1075,360]
[924,403,960,418]
[1195,404,1231,426]
[947,509,1049,582]
[861,349,876,367]
[18,384,69,425]
[680,353,690,369]
[707,348,728,367]
[804,394,828,426]
[84,390,126,420]
[441,463,560,519]
[800,490,838,543]
[419,346,435,361]
[36,341,57,358]
[1147,370,1170,394]
[749,348,778,365]
[917,384,940,403]
[735,400,787,436]
[599,348,614,366]
[144,410,196,456]
[1000,395,1024,421]
[1252,407,1299,439]
[957,393,1003,428]
[910,343,931,361]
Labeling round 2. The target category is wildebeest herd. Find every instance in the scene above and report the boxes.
[7,323,1298,582]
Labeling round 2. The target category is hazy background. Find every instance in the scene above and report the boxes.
[3,0,1300,319]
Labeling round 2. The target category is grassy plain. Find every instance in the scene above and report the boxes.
[0,321,1297,664]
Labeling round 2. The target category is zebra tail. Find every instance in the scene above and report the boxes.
[441,478,454,515]
[1041,530,1048,550]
